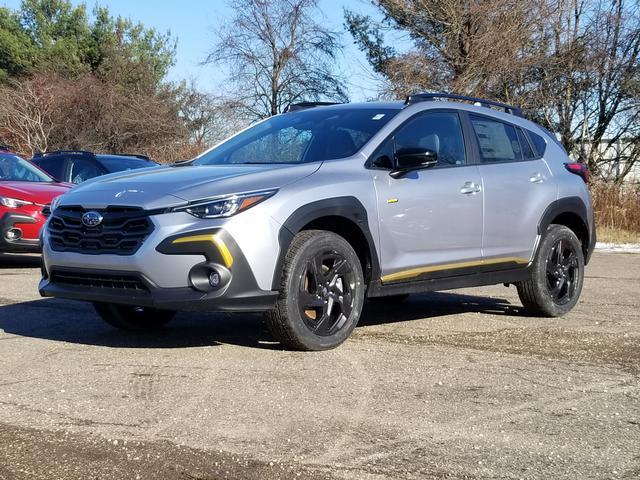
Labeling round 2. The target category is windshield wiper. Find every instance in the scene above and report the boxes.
[171,159,194,168]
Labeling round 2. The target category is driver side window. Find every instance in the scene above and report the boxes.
[395,112,466,167]
[373,111,467,169]
[69,158,102,184]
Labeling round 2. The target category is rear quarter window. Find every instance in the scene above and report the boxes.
[527,130,548,158]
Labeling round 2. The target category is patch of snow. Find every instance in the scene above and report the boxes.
[595,242,640,253]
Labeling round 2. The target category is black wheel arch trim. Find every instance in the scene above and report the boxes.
[272,196,381,290]
[537,196,595,264]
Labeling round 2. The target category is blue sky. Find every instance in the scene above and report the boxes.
[1,0,403,101]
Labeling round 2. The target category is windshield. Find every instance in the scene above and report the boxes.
[98,155,157,173]
[0,154,53,182]
[193,107,399,166]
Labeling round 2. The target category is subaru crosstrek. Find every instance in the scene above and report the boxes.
[39,93,595,350]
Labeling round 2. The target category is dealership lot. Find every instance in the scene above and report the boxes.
[0,252,638,479]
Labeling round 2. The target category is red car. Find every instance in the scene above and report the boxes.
[0,149,71,253]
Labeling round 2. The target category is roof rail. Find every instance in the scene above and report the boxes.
[284,101,341,113]
[405,93,523,117]
[33,150,95,158]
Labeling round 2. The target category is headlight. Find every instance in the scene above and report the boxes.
[173,190,277,219]
[0,196,33,208]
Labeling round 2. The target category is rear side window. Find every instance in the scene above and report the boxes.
[527,130,547,157]
[516,128,536,160]
[33,157,67,180]
[470,116,522,163]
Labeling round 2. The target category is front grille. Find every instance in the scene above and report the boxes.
[50,270,149,291]
[48,206,154,255]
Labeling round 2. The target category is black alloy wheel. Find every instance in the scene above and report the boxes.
[298,251,356,336]
[545,238,580,305]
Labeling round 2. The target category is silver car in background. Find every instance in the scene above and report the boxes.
[39,93,595,350]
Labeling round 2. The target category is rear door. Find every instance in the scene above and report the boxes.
[371,110,484,283]
[467,114,557,263]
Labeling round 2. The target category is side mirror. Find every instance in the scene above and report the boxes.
[390,148,438,178]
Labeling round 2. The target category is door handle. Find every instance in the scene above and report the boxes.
[529,172,544,183]
[460,181,481,195]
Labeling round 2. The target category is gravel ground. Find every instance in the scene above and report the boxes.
[0,252,638,480]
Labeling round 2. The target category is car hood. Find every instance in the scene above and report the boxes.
[57,163,321,210]
[0,181,71,205]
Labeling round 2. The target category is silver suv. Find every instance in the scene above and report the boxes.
[39,93,595,350]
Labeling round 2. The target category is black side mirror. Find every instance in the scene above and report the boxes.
[390,148,438,178]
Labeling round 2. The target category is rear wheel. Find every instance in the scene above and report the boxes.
[517,224,584,317]
[93,303,175,331]
[265,230,365,351]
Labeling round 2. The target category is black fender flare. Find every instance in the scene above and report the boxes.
[537,196,595,263]
[272,196,380,290]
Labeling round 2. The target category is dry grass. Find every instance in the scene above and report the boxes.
[596,227,640,244]
[591,182,640,243]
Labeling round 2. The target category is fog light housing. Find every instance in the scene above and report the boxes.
[5,228,22,240]
[189,262,231,292]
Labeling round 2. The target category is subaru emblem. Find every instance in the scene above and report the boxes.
[81,211,103,227]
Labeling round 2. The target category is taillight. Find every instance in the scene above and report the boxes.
[564,162,590,183]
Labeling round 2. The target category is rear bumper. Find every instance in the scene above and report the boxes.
[0,213,41,253]
[38,267,278,312]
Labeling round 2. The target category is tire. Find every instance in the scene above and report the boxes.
[517,224,584,317]
[265,230,365,351]
[93,303,176,331]
[368,294,409,304]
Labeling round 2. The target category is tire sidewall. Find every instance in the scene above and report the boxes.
[283,233,365,350]
[532,225,585,316]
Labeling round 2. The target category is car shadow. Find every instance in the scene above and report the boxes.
[360,291,525,327]
[0,253,41,269]
[0,291,524,350]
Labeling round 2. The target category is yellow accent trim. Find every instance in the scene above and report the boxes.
[172,234,234,268]
[387,198,399,204]
[381,257,529,283]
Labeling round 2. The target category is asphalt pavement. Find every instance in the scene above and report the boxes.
[0,252,638,479]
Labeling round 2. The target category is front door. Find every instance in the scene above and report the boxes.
[371,110,484,284]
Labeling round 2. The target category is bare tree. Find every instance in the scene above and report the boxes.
[0,72,192,162]
[204,0,347,118]
[0,75,56,156]
[347,0,640,182]
[521,0,640,181]
[345,0,548,98]
[178,82,247,147]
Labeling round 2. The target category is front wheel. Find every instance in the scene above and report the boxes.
[265,230,365,351]
[93,303,176,331]
[517,224,584,317]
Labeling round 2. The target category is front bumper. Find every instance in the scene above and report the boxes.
[38,267,277,312]
[0,212,40,253]
[39,215,280,312]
